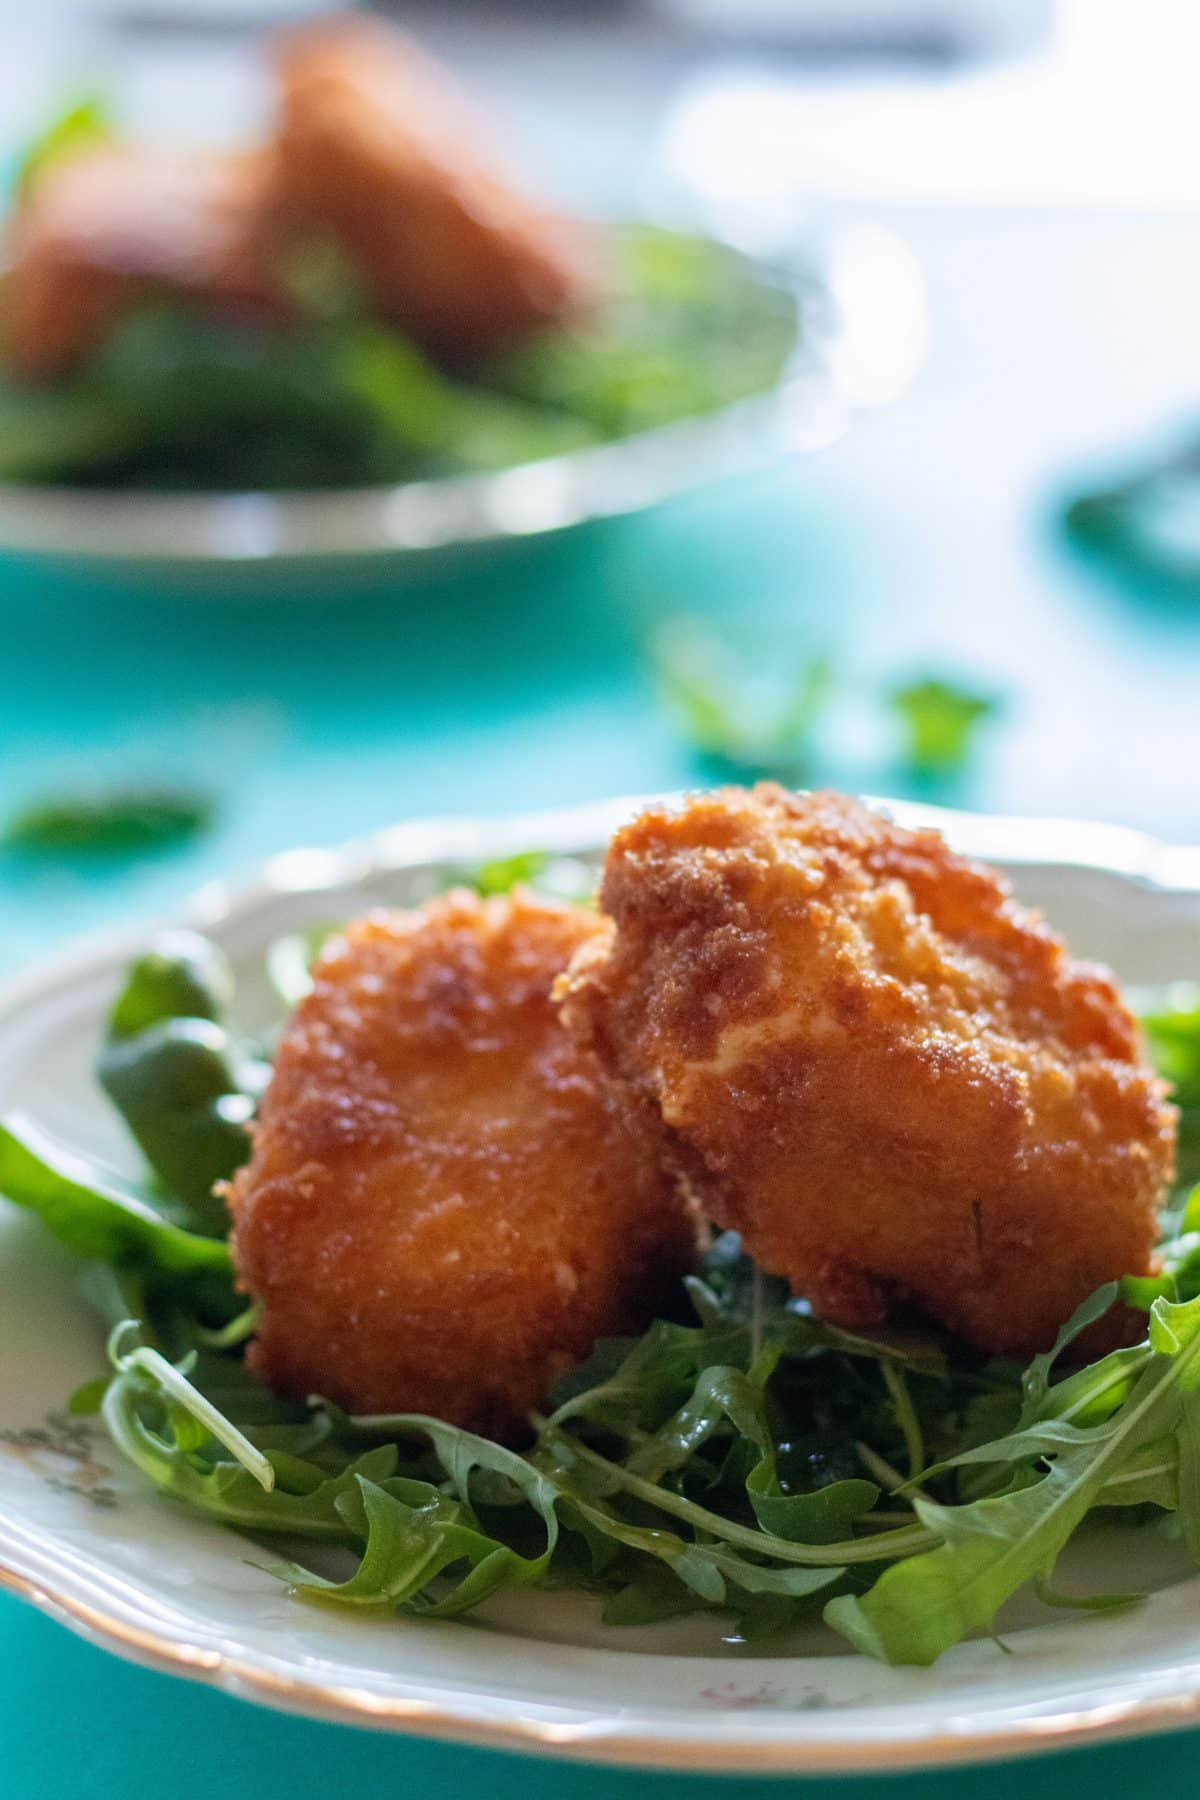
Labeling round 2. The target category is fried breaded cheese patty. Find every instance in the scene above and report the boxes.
[4,148,283,379]
[557,786,1176,1355]
[274,19,596,361]
[228,890,698,1437]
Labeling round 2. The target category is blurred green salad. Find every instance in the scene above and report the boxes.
[0,96,800,493]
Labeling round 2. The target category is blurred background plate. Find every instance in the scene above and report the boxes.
[0,223,924,594]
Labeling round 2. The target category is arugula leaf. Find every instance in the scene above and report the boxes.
[652,631,1006,794]
[292,1416,565,1617]
[274,1476,534,1614]
[546,1317,737,1437]
[1032,1572,1140,1614]
[1020,1282,1120,1424]
[464,851,549,897]
[1094,1437,1178,1511]
[3,789,213,855]
[0,1117,230,1276]
[108,1321,274,1489]
[1141,986,1200,1186]
[601,1563,704,1627]
[450,850,597,906]
[746,1471,880,1544]
[825,1295,1200,1664]
[0,385,147,482]
[545,1429,928,1574]
[105,1371,398,1540]
[489,225,799,437]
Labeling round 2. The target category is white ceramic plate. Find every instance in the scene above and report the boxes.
[3,794,1200,1774]
[0,224,925,592]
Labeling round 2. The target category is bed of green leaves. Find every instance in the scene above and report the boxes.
[0,215,799,490]
[2,870,1199,1667]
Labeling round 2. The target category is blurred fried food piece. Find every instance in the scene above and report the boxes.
[558,785,1176,1356]
[274,17,597,360]
[4,149,283,378]
[228,891,697,1439]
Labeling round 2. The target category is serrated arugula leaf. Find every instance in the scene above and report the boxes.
[103,1359,394,1539]
[1094,1437,1178,1511]
[887,676,1001,776]
[277,1472,556,1617]
[601,1563,704,1627]
[1020,1282,1120,1423]
[746,1469,880,1544]
[4,789,213,857]
[825,1295,1200,1665]
[1032,1572,1140,1614]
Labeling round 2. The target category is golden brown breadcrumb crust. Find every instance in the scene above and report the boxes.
[4,149,284,379]
[558,785,1177,1356]
[274,18,597,361]
[227,890,698,1438]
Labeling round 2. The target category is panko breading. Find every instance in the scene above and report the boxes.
[274,19,597,361]
[4,149,283,379]
[558,786,1176,1356]
[227,891,697,1438]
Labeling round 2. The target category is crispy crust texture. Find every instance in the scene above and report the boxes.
[228,890,697,1438]
[557,785,1177,1355]
[4,149,284,378]
[274,18,597,360]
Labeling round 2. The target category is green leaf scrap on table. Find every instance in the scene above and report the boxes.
[1064,440,1200,590]
[652,618,833,778]
[887,677,1002,778]
[3,788,214,856]
[653,618,1002,789]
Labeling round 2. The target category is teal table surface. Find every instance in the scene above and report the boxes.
[6,1587,1200,1800]
[3,202,1200,1795]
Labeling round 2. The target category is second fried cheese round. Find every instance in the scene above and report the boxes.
[558,786,1176,1355]
[228,890,696,1437]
